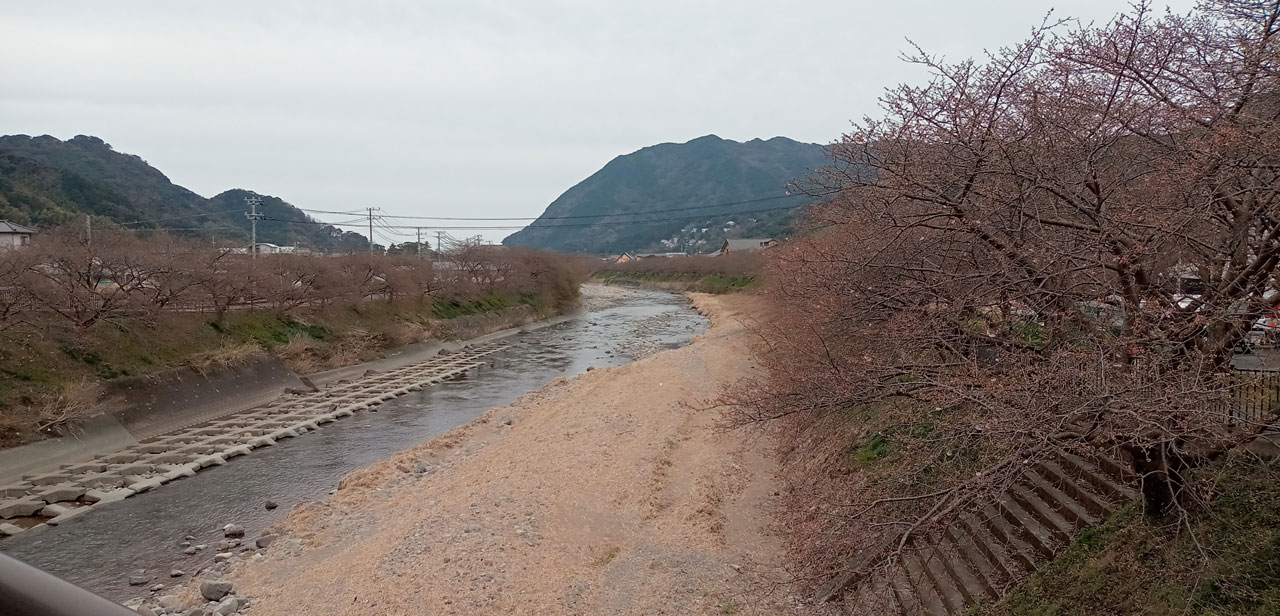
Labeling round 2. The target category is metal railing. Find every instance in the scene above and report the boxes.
[0,553,138,615]
[1222,368,1280,426]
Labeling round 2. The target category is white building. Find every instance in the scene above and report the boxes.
[0,221,34,249]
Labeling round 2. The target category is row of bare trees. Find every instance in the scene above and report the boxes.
[0,224,587,333]
[732,0,1280,598]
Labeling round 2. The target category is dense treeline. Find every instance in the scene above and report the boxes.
[730,2,1280,611]
[0,223,586,333]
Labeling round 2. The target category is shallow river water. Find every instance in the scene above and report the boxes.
[1,285,708,601]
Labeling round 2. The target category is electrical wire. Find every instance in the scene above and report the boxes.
[119,209,244,226]
[297,191,831,222]
[262,201,812,231]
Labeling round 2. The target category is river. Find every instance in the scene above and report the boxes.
[0,285,708,602]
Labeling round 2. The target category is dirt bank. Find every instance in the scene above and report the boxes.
[212,293,833,615]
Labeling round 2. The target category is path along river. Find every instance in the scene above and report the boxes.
[0,285,708,602]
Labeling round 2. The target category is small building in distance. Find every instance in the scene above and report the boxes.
[613,252,636,264]
[719,238,777,255]
[0,221,35,249]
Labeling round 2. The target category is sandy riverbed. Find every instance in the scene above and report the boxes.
[212,292,831,615]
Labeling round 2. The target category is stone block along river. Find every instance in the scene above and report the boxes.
[0,285,708,602]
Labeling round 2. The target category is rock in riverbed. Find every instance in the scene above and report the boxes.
[264,500,278,510]
[199,580,233,601]
[222,523,244,538]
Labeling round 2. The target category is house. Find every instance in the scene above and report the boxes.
[719,238,777,255]
[0,221,35,249]
[613,252,636,264]
[251,242,282,255]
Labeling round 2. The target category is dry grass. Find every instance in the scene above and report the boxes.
[382,322,427,347]
[186,343,264,374]
[33,378,102,435]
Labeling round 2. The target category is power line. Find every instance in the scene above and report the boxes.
[297,192,829,222]
[119,209,243,226]
[260,201,815,231]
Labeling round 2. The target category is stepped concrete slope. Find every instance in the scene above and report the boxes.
[0,356,303,485]
[0,344,505,538]
[826,450,1141,615]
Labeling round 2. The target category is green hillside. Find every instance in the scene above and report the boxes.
[502,135,828,254]
[0,134,367,251]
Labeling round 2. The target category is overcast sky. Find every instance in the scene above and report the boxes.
[1,1,1199,243]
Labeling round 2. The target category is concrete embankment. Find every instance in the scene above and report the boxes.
[0,302,578,535]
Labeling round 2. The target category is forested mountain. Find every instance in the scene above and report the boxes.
[0,135,368,251]
[502,135,827,254]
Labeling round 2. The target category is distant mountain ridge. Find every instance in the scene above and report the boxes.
[502,134,828,254]
[0,134,368,251]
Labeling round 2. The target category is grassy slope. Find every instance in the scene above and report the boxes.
[592,270,761,294]
[988,451,1280,616]
[0,290,560,447]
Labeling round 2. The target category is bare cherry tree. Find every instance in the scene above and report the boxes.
[733,0,1280,598]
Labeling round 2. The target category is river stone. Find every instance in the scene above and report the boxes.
[170,569,185,577]
[263,500,278,510]
[0,522,24,537]
[135,606,157,616]
[255,534,278,548]
[222,523,245,538]
[183,546,198,555]
[199,580,233,601]
[149,583,164,592]
[128,575,150,586]
[157,595,180,610]
[214,596,241,615]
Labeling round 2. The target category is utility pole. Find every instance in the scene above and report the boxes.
[367,207,375,254]
[85,215,92,252]
[437,231,444,253]
[245,195,263,259]
[416,227,423,260]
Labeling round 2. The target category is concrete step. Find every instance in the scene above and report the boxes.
[890,566,925,614]
[901,549,952,615]
[1024,467,1099,527]
[1010,481,1077,540]
[935,534,991,608]
[1056,451,1138,502]
[958,513,1024,588]
[978,504,1039,572]
[997,496,1058,559]
[1034,458,1113,516]
[946,523,1005,598]
[919,547,969,614]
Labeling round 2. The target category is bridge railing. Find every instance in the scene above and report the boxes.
[0,553,138,616]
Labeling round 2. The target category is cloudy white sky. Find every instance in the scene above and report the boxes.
[1,1,1198,242]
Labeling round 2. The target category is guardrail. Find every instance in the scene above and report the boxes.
[0,552,138,615]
